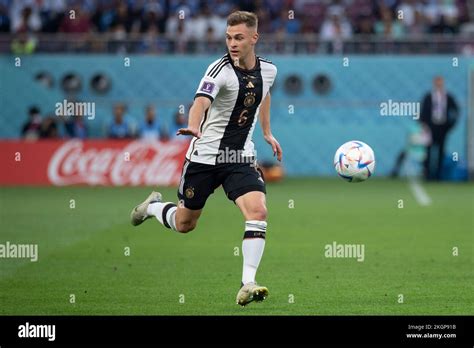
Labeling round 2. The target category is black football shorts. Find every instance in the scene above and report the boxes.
[177,159,266,210]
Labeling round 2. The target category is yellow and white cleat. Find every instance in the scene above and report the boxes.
[130,191,162,226]
[236,282,269,306]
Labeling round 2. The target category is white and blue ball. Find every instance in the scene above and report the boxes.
[334,141,375,183]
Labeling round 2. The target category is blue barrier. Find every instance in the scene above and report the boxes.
[0,55,468,177]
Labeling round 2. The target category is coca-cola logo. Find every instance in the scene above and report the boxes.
[48,140,186,186]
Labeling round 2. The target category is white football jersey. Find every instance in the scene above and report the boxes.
[185,53,277,165]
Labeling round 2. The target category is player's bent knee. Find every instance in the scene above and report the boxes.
[248,206,267,221]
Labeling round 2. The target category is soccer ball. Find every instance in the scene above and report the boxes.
[334,141,375,183]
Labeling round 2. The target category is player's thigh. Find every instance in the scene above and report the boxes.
[222,163,267,221]
[235,191,267,221]
[177,160,219,211]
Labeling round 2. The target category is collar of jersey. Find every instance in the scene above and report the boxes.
[227,53,261,73]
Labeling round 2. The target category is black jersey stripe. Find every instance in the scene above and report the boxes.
[207,55,227,76]
[208,57,229,77]
[208,59,229,78]
[258,56,274,65]
[200,107,209,133]
[210,61,230,78]
[258,55,271,61]
[217,61,263,157]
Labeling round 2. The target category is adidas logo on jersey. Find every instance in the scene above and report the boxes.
[246,81,254,89]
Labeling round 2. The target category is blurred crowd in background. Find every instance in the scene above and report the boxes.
[21,102,189,141]
[2,0,473,54]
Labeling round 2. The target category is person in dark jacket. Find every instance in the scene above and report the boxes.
[420,76,459,180]
[21,106,42,139]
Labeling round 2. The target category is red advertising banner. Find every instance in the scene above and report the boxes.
[0,140,189,186]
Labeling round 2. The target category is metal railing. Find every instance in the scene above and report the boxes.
[1,33,474,54]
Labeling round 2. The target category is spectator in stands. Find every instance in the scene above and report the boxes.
[167,14,191,53]
[352,13,376,53]
[38,0,66,33]
[139,3,165,33]
[420,76,459,180]
[203,25,220,53]
[205,4,227,39]
[354,14,375,35]
[409,9,427,36]
[255,7,272,34]
[236,0,257,13]
[140,23,169,53]
[39,114,59,139]
[62,116,88,139]
[429,13,458,35]
[214,0,235,18]
[21,105,42,140]
[320,14,352,54]
[375,5,404,38]
[326,0,346,18]
[11,5,41,33]
[91,2,114,33]
[139,104,162,141]
[0,1,10,32]
[59,6,92,33]
[110,3,134,33]
[169,0,198,18]
[108,3,130,54]
[108,103,133,139]
[424,0,460,34]
[165,5,194,53]
[0,0,471,54]
[169,106,188,141]
[271,8,301,35]
[11,31,37,54]
[188,5,213,41]
[396,0,425,36]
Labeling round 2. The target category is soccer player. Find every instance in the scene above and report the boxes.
[130,11,282,306]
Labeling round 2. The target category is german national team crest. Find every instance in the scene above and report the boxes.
[244,92,256,107]
[185,187,195,199]
[200,81,215,94]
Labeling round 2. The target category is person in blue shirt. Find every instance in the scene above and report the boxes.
[139,104,162,141]
[169,106,189,141]
[108,103,132,139]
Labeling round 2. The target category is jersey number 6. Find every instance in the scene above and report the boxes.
[237,109,248,127]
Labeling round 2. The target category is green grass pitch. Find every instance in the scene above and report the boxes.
[0,178,472,315]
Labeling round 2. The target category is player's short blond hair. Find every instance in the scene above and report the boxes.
[227,11,258,29]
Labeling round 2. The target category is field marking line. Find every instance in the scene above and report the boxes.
[408,178,432,206]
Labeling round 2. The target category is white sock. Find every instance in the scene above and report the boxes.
[147,202,177,231]
[242,220,267,285]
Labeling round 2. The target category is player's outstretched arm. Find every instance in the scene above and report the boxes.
[176,96,211,138]
[260,92,283,161]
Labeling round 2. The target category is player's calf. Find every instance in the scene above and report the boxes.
[175,219,197,233]
[174,205,202,233]
[141,197,201,234]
